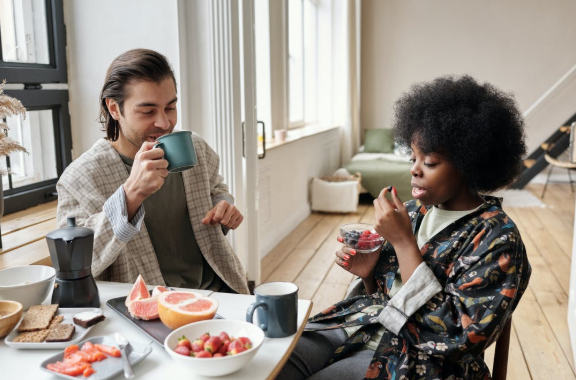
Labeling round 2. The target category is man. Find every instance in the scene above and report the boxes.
[57,49,249,294]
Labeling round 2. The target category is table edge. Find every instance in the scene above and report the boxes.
[266,300,313,380]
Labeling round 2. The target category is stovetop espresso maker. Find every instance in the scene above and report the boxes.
[46,217,100,307]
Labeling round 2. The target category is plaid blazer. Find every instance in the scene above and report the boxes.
[56,135,249,294]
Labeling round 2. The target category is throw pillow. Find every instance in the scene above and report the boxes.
[364,129,394,153]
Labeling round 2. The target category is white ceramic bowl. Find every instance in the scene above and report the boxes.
[0,265,56,310]
[165,319,265,377]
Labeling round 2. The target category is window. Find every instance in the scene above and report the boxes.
[288,0,318,128]
[0,0,67,83]
[0,0,70,214]
[0,0,50,64]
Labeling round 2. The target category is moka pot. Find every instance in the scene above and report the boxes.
[46,217,100,307]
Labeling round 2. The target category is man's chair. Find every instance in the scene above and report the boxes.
[541,122,576,198]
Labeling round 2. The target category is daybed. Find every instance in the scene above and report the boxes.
[342,128,413,200]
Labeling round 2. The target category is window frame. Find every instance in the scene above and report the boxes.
[287,0,318,130]
[2,89,71,214]
[0,0,70,214]
[0,0,67,84]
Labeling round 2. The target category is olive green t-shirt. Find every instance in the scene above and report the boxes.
[119,154,231,292]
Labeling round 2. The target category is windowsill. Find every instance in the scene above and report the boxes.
[262,124,340,152]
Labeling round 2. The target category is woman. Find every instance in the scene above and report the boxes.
[277,75,531,380]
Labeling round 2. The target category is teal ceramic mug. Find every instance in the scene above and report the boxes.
[154,131,197,172]
[246,282,298,338]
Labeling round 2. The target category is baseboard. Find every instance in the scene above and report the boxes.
[530,170,574,184]
[259,203,311,259]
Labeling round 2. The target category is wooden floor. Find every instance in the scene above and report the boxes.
[262,183,576,380]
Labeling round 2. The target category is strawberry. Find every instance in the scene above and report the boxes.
[237,336,253,349]
[228,339,247,355]
[204,336,222,353]
[213,353,224,358]
[194,350,212,358]
[200,332,210,342]
[174,345,191,356]
[190,339,205,352]
[218,339,230,355]
[218,331,231,342]
[177,335,192,350]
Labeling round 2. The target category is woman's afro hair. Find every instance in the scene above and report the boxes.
[393,75,527,193]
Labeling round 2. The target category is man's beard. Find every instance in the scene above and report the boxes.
[121,125,173,148]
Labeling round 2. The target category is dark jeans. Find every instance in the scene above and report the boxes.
[275,322,374,380]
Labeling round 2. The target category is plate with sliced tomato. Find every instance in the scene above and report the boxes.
[40,336,152,379]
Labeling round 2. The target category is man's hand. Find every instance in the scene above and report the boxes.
[123,142,169,220]
[202,200,244,230]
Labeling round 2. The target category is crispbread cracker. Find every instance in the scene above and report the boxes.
[12,329,50,343]
[12,313,63,343]
[49,315,64,327]
[46,324,75,342]
[17,304,58,332]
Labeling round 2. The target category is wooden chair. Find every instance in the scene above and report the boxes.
[491,318,512,380]
[480,318,512,380]
[541,122,576,198]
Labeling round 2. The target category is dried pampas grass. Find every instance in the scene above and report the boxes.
[0,80,28,175]
[0,81,26,120]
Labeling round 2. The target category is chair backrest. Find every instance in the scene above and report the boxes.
[569,122,576,164]
[491,318,512,380]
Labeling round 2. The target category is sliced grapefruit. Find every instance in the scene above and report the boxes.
[158,291,218,330]
[162,291,201,305]
[128,296,160,320]
[125,274,150,307]
[151,285,170,297]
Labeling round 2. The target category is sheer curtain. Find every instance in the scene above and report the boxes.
[337,0,362,165]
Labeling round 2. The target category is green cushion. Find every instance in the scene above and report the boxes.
[364,129,394,153]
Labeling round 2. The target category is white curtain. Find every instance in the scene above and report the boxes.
[338,0,362,165]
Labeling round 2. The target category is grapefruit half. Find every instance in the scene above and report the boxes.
[125,274,150,307]
[128,295,160,320]
[151,285,170,297]
[158,291,218,330]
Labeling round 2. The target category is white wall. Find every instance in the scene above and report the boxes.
[257,128,341,258]
[63,0,181,158]
[360,0,576,153]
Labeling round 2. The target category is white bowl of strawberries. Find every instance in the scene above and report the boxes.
[164,319,265,377]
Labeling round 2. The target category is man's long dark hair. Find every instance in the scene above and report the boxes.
[98,49,177,141]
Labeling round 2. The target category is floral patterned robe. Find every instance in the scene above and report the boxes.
[307,196,531,380]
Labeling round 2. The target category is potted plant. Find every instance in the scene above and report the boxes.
[0,80,28,248]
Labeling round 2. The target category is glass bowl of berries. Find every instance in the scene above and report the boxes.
[338,223,384,253]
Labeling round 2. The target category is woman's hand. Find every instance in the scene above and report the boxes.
[335,245,381,280]
[374,186,423,283]
[373,186,413,247]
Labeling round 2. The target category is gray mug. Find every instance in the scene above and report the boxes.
[246,282,298,338]
[154,130,197,172]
